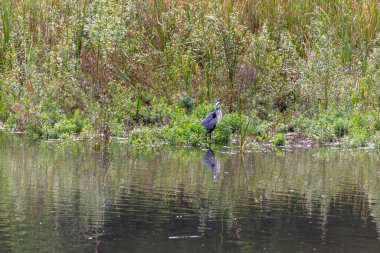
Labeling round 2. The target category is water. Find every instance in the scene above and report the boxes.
[1,133,380,252]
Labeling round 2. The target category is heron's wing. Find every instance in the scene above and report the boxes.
[201,112,216,127]
[201,112,218,132]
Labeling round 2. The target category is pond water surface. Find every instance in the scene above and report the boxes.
[1,133,380,252]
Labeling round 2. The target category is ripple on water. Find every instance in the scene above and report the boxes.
[1,135,380,252]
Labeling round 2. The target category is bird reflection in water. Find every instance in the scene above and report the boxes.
[202,149,221,180]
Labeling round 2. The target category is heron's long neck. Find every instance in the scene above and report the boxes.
[215,108,222,123]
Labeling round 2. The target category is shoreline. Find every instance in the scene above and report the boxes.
[3,128,374,152]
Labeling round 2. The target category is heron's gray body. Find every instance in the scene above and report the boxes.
[201,112,218,133]
[201,102,222,142]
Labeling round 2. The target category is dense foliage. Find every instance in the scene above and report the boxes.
[0,0,380,147]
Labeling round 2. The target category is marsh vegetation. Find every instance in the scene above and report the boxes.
[1,0,380,147]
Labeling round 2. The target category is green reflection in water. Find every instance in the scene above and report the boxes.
[1,132,380,252]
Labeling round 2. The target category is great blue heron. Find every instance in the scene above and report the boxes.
[201,101,222,143]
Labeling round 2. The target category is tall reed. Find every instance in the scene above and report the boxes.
[235,0,379,62]
[0,0,13,68]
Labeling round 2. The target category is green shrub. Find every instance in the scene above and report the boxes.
[374,137,380,149]
[111,121,125,137]
[222,113,244,133]
[5,114,18,130]
[273,133,286,146]
[129,127,165,147]
[54,120,77,136]
[28,123,44,139]
[373,117,380,131]
[213,120,232,144]
[297,113,336,142]
[277,123,290,134]
[178,93,195,113]
[164,114,204,146]
[343,128,370,148]
[254,121,271,142]
[334,118,349,138]
[70,109,85,134]
[42,125,58,139]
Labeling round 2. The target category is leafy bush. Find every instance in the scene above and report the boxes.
[254,121,271,142]
[164,125,204,146]
[273,133,286,146]
[28,123,44,139]
[164,114,204,146]
[222,113,245,133]
[128,127,165,147]
[178,93,196,113]
[213,120,232,144]
[334,118,349,138]
[343,128,370,148]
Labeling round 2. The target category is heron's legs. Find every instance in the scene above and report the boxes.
[204,132,211,148]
